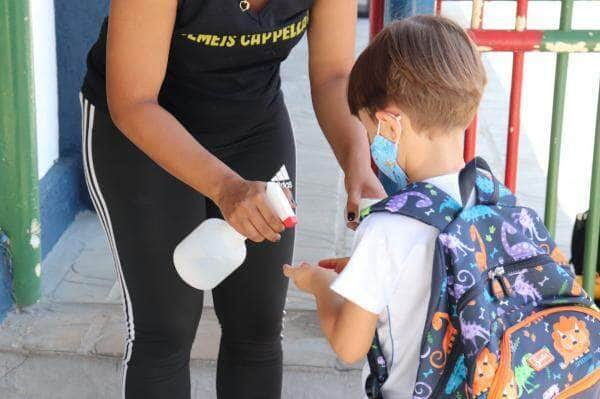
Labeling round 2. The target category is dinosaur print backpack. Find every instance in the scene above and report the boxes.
[361,157,600,399]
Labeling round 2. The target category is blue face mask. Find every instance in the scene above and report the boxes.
[370,118,408,188]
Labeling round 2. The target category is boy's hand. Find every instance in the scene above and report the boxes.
[318,257,350,273]
[283,262,317,294]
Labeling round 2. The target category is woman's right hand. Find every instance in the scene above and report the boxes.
[215,178,286,243]
[318,257,350,274]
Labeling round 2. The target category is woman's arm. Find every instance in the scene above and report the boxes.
[307,0,386,228]
[106,0,284,242]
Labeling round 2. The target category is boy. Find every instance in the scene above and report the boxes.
[283,15,486,398]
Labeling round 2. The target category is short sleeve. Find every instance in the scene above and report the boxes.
[330,214,406,315]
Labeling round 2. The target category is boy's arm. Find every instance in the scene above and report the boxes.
[284,264,378,364]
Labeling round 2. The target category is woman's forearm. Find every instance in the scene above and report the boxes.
[311,76,372,173]
[110,101,241,202]
[106,0,241,204]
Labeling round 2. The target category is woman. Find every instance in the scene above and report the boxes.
[81,0,385,398]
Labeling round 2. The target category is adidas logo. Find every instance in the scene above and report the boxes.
[270,165,293,189]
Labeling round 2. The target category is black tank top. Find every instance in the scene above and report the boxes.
[82,0,313,138]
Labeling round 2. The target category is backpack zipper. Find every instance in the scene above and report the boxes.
[456,254,553,313]
[430,344,463,398]
[424,245,469,399]
[555,366,600,398]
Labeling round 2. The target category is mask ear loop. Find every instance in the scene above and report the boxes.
[392,115,402,145]
[375,120,382,137]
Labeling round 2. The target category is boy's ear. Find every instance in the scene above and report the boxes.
[374,110,392,125]
[374,110,403,142]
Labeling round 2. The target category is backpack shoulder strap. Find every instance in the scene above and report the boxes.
[359,181,462,231]
[460,157,516,207]
[359,157,516,230]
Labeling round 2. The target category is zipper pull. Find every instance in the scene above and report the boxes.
[501,275,515,297]
[494,266,515,298]
[491,278,505,300]
[489,269,505,300]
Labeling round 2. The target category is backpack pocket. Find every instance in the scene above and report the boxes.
[456,254,598,398]
[487,306,600,399]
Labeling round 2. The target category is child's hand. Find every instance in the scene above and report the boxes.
[318,257,350,273]
[283,262,317,294]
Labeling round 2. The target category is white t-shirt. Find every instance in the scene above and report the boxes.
[330,173,465,399]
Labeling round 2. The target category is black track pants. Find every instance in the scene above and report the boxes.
[81,96,295,399]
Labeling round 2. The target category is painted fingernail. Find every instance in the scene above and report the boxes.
[347,212,356,222]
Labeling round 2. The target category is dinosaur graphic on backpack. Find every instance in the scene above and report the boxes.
[362,158,600,399]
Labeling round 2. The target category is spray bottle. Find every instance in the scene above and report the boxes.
[173,182,296,290]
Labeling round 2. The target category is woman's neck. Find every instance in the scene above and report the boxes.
[404,130,465,182]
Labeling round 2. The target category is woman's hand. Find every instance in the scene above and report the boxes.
[215,178,287,243]
[318,257,349,273]
[344,164,386,230]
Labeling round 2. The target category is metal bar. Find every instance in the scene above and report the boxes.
[0,0,41,306]
[505,51,524,191]
[468,30,600,52]
[469,29,542,52]
[583,86,600,296]
[471,0,485,30]
[370,0,385,39]
[515,0,528,31]
[504,0,528,192]
[540,30,599,52]
[544,0,574,235]
[464,0,484,162]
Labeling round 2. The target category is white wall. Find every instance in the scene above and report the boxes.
[30,0,59,179]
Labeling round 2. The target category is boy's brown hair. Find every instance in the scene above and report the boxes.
[347,15,487,132]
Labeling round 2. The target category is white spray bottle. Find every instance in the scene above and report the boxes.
[173,182,297,290]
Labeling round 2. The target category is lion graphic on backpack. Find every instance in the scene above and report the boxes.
[552,316,591,368]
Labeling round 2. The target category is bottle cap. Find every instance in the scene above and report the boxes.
[266,182,297,228]
[283,216,297,229]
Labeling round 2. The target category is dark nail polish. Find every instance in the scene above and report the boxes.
[347,212,356,222]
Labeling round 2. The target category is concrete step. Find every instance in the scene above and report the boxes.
[0,301,361,399]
